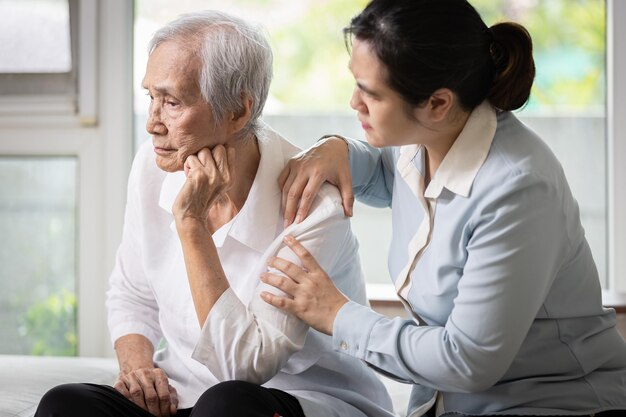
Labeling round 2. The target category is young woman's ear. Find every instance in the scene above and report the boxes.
[425,88,455,123]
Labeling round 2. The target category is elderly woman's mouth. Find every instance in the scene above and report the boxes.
[154,146,176,155]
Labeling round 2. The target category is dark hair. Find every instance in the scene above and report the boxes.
[344,0,535,112]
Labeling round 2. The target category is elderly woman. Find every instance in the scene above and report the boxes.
[34,10,394,417]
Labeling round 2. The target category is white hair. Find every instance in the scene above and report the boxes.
[148,10,273,137]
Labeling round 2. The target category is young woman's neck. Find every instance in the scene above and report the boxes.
[424,107,471,187]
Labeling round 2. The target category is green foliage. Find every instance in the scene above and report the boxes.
[269,0,369,112]
[459,0,605,112]
[136,0,605,114]
[268,0,605,114]
[20,289,77,356]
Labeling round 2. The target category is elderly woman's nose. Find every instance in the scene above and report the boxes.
[146,108,167,135]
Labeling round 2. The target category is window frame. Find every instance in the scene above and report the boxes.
[607,0,626,293]
[0,0,98,127]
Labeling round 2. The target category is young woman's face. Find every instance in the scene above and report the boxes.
[349,39,425,148]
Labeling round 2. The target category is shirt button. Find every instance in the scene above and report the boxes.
[340,341,348,350]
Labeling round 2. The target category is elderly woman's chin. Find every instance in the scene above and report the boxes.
[155,155,183,173]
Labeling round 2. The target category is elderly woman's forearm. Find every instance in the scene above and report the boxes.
[114,333,156,374]
[177,222,230,327]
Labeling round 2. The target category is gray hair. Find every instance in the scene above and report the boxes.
[148,10,273,137]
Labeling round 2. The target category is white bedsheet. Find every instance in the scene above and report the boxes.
[0,354,411,417]
[0,355,118,417]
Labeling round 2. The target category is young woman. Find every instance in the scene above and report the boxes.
[260,0,626,416]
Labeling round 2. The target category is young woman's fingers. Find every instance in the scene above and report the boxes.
[277,163,291,190]
[267,256,305,280]
[260,291,296,313]
[282,176,308,227]
[260,272,298,296]
[337,172,355,217]
[282,236,322,272]
[294,177,325,224]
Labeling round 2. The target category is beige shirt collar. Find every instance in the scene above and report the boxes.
[425,100,497,199]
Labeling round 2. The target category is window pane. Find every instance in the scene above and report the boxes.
[134,0,607,288]
[0,157,77,355]
[0,0,72,73]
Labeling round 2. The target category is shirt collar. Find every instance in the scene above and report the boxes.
[424,100,497,199]
[158,123,284,252]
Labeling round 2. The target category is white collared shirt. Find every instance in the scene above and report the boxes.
[106,125,395,417]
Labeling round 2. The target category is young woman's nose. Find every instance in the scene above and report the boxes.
[350,87,367,113]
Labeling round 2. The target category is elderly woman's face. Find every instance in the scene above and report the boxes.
[142,41,229,172]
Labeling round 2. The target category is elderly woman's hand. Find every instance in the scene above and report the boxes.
[114,367,178,417]
[279,137,354,227]
[172,145,235,230]
[260,235,349,335]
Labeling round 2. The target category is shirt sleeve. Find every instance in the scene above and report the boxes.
[333,172,571,393]
[192,186,352,384]
[347,138,396,208]
[106,151,162,348]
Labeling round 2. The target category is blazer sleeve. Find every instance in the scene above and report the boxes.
[333,172,570,392]
[347,138,396,208]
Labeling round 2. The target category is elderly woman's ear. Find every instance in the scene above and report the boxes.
[228,93,254,136]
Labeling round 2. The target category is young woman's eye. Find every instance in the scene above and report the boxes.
[363,92,377,102]
[359,88,377,101]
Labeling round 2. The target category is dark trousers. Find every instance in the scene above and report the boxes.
[35,380,305,417]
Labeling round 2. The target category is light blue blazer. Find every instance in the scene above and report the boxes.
[332,102,626,416]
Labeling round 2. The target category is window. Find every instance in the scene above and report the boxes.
[0,157,77,355]
[0,0,73,95]
[0,0,133,357]
[0,0,79,356]
[0,0,98,126]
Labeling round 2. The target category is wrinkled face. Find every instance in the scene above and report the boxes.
[349,38,424,148]
[142,41,230,172]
